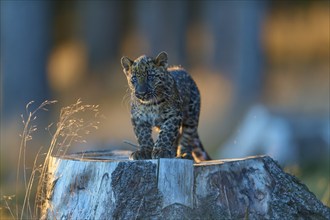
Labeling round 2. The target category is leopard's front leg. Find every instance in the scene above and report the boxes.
[152,114,182,159]
[130,119,154,160]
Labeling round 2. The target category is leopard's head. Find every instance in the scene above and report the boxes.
[121,51,170,104]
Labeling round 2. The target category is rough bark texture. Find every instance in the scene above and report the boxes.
[42,150,329,219]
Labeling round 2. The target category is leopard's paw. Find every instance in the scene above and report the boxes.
[177,152,194,160]
[129,149,152,160]
[151,147,174,159]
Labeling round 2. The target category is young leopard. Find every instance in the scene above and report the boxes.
[121,51,211,161]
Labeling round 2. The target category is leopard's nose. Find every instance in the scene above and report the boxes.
[135,84,147,97]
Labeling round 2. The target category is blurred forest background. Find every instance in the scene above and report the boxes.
[0,0,329,215]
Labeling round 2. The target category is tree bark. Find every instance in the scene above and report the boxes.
[41,150,329,219]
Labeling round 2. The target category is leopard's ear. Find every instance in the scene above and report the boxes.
[121,56,133,73]
[155,51,168,68]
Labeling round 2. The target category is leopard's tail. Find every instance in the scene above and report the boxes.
[192,137,212,161]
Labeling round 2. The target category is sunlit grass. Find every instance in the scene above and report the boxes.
[1,99,100,219]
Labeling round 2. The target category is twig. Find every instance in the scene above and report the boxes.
[123,140,140,149]
[3,196,16,219]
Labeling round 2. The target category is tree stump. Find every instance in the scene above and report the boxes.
[41,150,329,219]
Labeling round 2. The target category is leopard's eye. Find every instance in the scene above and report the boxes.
[147,74,154,80]
[131,75,137,83]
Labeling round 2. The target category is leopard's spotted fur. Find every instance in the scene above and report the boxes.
[121,52,211,161]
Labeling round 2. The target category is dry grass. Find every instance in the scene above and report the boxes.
[2,99,100,219]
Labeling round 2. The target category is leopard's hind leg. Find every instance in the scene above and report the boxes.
[178,122,197,160]
[177,92,211,161]
[177,95,201,161]
[178,124,211,161]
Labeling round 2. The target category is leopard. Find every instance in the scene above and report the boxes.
[121,51,211,161]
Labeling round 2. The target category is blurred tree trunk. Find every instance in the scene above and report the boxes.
[201,1,268,147]
[135,1,188,65]
[42,151,329,219]
[1,1,53,121]
[202,1,266,104]
[75,1,123,73]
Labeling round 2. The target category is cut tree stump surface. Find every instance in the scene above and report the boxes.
[42,150,330,219]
